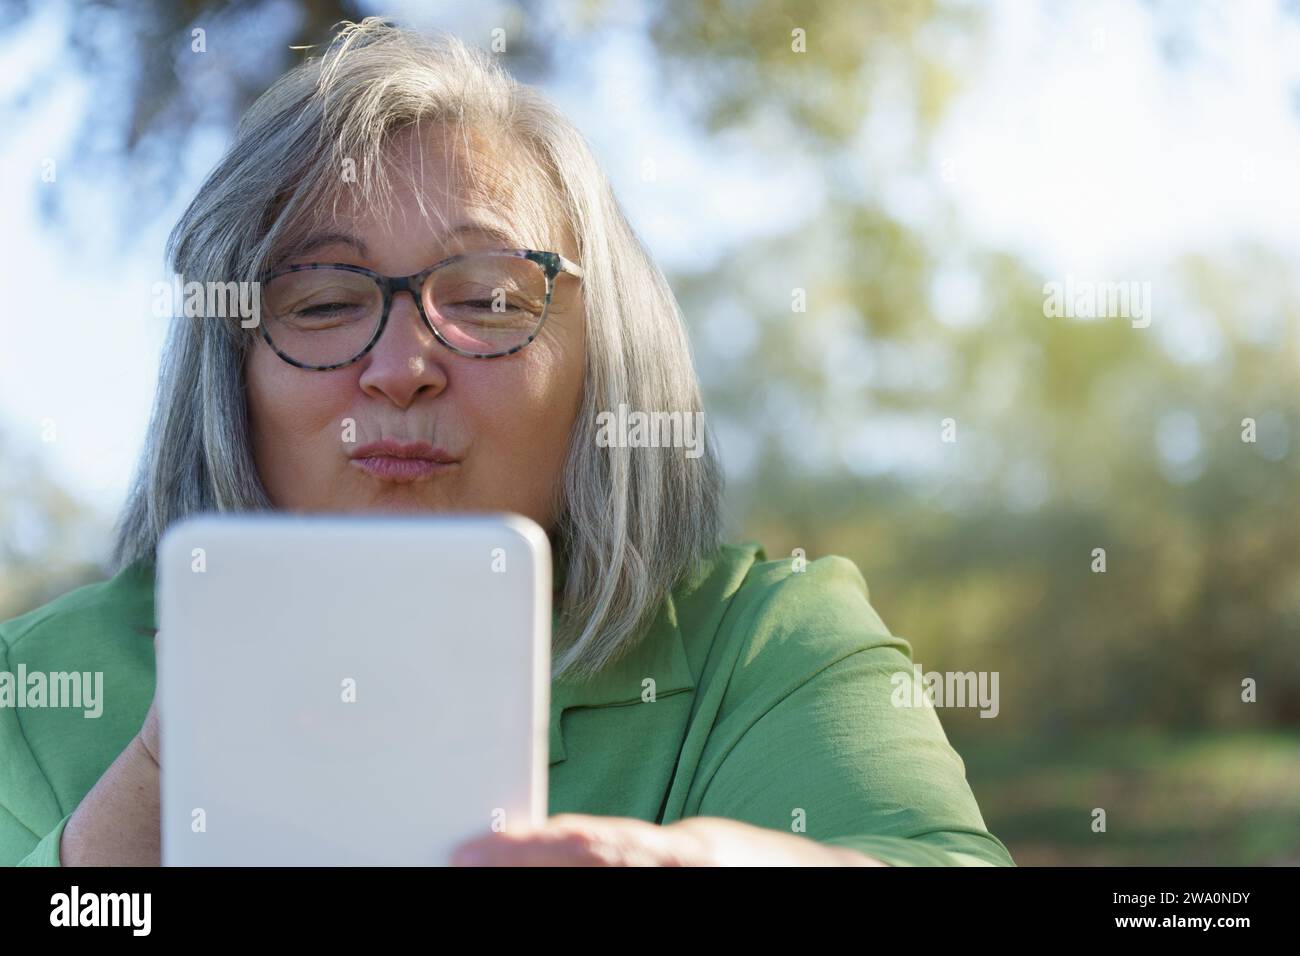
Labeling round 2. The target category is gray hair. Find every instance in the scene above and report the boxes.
[114,18,725,681]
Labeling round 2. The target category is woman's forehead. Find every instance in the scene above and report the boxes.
[294,124,565,257]
[275,218,528,268]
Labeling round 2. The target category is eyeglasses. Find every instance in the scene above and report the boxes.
[257,249,584,370]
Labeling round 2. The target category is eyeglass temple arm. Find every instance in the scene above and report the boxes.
[555,254,584,280]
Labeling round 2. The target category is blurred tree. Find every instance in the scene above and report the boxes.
[0,426,107,621]
[0,0,562,231]
[632,0,1300,734]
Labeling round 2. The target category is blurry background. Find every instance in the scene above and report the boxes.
[1,0,1296,864]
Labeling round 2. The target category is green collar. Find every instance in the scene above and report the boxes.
[547,587,696,765]
[545,541,764,766]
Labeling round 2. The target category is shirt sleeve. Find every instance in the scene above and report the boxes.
[9,812,71,867]
[695,556,1015,867]
[0,737,70,866]
[0,636,69,867]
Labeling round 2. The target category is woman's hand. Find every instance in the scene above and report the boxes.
[449,813,886,866]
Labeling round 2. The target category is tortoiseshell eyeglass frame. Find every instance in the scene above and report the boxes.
[256,249,585,370]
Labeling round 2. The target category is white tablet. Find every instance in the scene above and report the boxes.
[155,513,551,866]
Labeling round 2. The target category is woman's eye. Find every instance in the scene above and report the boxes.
[300,302,356,316]
[454,298,523,312]
[286,301,370,327]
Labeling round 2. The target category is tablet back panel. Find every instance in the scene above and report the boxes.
[157,514,550,865]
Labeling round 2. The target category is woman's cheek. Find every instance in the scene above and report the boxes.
[248,360,354,507]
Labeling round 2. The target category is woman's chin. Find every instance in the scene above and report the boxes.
[362,492,457,514]
[301,484,462,515]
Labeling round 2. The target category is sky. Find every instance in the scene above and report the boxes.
[1,0,1298,558]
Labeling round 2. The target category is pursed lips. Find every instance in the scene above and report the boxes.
[348,439,461,482]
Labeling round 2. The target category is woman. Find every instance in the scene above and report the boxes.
[0,19,1013,867]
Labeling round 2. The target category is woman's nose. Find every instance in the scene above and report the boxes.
[356,292,449,408]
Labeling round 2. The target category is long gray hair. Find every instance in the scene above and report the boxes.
[114,18,725,681]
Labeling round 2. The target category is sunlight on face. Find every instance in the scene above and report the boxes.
[245,125,586,532]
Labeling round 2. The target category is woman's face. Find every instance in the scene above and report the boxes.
[245,129,586,532]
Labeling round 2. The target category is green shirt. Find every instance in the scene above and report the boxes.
[0,542,1013,867]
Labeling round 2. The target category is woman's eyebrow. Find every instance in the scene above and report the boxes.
[439,221,524,250]
[274,231,371,265]
[272,222,523,268]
